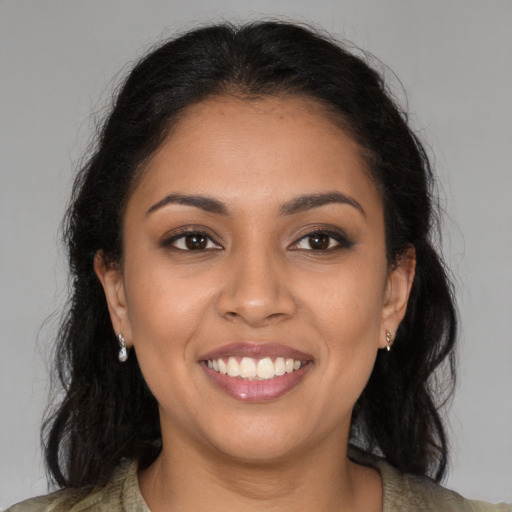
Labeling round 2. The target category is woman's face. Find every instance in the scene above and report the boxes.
[98,95,413,463]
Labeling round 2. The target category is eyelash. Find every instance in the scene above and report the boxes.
[161,229,222,251]
[290,228,353,252]
[161,227,353,253]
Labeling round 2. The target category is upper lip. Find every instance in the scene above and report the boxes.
[200,342,313,362]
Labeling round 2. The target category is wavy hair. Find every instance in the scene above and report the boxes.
[44,21,457,488]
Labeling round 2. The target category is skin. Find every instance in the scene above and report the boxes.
[95,95,415,512]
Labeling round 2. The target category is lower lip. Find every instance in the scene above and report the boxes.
[202,362,312,402]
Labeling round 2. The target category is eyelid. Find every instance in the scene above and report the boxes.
[160,226,223,250]
[160,224,352,252]
[289,226,353,251]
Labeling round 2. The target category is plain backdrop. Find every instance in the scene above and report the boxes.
[1,0,511,508]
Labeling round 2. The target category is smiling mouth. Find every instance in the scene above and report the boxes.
[199,342,313,401]
[205,356,307,380]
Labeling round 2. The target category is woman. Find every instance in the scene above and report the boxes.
[8,21,509,511]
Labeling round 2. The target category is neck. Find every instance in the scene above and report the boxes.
[138,429,382,512]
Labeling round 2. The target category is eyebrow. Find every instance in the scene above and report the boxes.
[147,193,228,216]
[280,191,366,217]
[146,190,365,217]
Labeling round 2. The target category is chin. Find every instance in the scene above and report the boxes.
[211,436,303,465]
[193,412,316,465]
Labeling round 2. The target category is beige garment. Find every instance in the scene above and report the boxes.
[7,453,511,511]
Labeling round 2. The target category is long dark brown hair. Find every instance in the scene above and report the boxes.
[44,21,457,488]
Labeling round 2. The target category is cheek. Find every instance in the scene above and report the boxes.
[121,264,209,421]
[302,259,386,396]
[122,253,212,364]
[307,261,386,340]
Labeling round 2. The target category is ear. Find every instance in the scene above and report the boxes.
[379,246,416,349]
[94,251,132,346]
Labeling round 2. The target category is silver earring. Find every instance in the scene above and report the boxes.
[386,330,393,352]
[118,333,128,362]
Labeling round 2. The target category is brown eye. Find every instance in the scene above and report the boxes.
[167,231,221,251]
[291,229,352,252]
[185,234,208,250]
[308,233,330,250]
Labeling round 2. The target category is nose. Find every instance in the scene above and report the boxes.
[216,247,297,327]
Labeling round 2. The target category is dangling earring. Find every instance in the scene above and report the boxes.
[386,330,393,352]
[118,333,129,362]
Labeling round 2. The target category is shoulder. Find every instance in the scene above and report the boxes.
[348,446,511,512]
[6,460,149,512]
[380,462,511,512]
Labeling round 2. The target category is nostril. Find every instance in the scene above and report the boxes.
[222,309,288,327]
[216,273,297,326]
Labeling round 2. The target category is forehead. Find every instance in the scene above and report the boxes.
[129,94,381,215]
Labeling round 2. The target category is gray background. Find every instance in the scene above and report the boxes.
[1,0,511,508]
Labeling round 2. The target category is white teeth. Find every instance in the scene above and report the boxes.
[207,356,305,380]
[240,357,256,378]
[227,357,240,377]
[256,357,275,379]
[218,358,227,375]
[274,357,285,376]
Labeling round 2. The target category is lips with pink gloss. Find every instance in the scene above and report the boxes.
[199,342,313,402]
